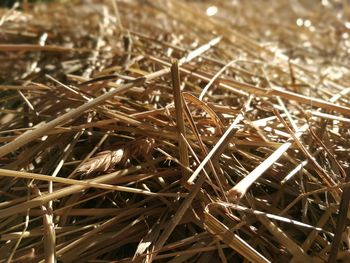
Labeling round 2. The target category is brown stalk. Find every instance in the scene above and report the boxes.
[274,110,340,201]
[182,98,225,197]
[171,59,190,182]
[188,96,253,184]
[227,123,308,201]
[257,215,322,263]
[204,205,270,263]
[30,185,56,263]
[0,44,91,53]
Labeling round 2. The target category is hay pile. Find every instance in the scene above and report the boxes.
[1,0,350,262]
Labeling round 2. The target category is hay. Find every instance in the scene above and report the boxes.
[0,0,350,262]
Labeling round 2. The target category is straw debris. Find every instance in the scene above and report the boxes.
[0,0,350,262]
